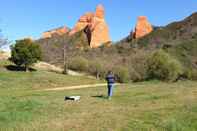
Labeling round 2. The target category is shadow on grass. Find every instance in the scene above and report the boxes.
[5,65,36,72]
[92,95,107,99]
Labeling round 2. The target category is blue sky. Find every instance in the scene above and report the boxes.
[0,0,196,42]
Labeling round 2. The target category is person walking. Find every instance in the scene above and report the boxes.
[106,71,115,100]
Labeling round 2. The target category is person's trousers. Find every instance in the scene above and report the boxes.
[107,84,114,97]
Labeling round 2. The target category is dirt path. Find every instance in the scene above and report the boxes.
[40,83,120,91]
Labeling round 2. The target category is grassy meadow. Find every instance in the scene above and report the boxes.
[0,60,197,131]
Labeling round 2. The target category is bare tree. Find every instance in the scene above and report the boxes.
[62,43,79,74]
[0,30,9,49]
[63,43,72,73]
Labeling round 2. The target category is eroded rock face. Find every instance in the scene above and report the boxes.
[95,4,105,19]
[133,16,153,39]
[69,4,111,48]
[42,26,69,38]
[69,12,94,36]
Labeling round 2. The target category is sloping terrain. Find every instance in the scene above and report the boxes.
[0,60,103,89]
[122,12,197,47]
[114,12,197,71]
[133,12,197,70]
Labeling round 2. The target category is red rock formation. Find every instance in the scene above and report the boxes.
[133,16,153,39]
[95,4,105,19]
[69,12,94,36]
[69,4,111,48]
[42,26,69,38]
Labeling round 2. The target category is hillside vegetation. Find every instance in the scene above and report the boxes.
[37,12,197,82]
[37,31,89,66]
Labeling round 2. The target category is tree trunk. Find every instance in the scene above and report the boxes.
[25,65,29,72]
[96,72,100,79]
[63,64,68,74]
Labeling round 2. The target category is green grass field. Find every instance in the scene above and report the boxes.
[0,60,197,131]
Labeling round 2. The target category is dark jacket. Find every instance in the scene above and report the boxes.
[106,74,115,84]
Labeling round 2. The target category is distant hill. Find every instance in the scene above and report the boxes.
[121,12,197,47]
[118,12,197,69]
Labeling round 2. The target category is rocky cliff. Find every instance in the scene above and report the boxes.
[41,4,111,48]
[42,26,69,39]
[69,4,111,48]
[133,16,153,39]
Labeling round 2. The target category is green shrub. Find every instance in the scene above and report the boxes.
[68,56,89,72]
[114,66,130,83]
[147,49,183,82]
[184,69,197,80]
[88,60,103,79]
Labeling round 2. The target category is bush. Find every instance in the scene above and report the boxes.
[129,50,149,82]
[184,69,197,80]
[114,66,130,83]
[10,39,42,71]
[88,60,113,79]
[147,49,183,82]
[191,70,197,80]
[88,60,103,79]
[129,68,145,82]
[68,56,89,72]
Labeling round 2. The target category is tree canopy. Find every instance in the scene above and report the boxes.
[10,39,42,71]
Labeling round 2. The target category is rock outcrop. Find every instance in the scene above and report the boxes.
[133,16,153,39]
[69,12,94,36]
[69,4,111,48]
[42,26,69,39]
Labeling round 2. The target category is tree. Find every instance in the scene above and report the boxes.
[0,30,9,49]
[10,39,42,71]
[62,43,79,74]
[0,38,8,49]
